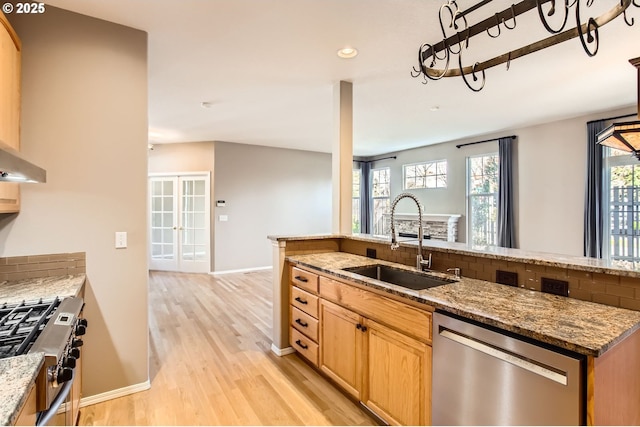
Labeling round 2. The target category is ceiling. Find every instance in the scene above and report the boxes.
[44,0,640,156]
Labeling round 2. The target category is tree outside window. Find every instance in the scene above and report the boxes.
[468,154,499,246]
[372,167,390,235]
[352,169,361,233]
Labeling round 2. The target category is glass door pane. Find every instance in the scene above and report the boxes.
[179,176,210,270]
[149,177,178,270]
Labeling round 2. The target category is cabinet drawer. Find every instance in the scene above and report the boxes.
[291,267,319,294]
[320,276,432,343]
[291,306,319,342]
[291,327,318,366]
[291,286,319,318]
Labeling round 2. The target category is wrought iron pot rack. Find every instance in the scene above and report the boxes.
[412,0,639,91]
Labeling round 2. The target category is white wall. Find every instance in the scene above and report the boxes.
[213,142,332,271]
[370,106,635,256]
[5,7,149,397]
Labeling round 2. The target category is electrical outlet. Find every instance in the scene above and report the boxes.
[541,277,569,297]
[115,231,127,249]
[496,270,518,287]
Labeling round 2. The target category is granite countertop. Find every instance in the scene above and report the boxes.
[0,274,86,426]
[269,233,640,278]
[287,252,640,357]
[0,274,86,305]
[0,353,44,426]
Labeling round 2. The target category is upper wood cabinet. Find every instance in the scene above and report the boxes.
[0,11,21,150]
[0,12,21,213]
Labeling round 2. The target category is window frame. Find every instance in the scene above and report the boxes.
[402,160,448,190]
[466,153,499,247]
[371,167,391,236]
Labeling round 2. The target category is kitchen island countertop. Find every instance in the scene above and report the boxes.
[0,352,44,426]
[287,251,640,357]
[0,274,86,426]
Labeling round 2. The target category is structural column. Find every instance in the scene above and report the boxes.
[332,80,354,234]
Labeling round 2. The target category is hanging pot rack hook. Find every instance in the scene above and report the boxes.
[501,4,517,29]
[486,13,502,38]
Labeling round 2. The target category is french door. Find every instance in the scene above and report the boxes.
[149,173,210,273]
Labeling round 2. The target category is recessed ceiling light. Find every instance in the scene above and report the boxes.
[337,47,358,59]
[430,106,440,111]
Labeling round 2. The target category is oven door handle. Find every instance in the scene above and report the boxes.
[36,372,74,427]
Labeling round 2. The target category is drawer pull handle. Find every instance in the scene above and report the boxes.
[295,339,308,350]
[294,297,308,305]
[295,276,309,283]
[295,319,308,327]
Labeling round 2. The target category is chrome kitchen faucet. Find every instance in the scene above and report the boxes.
[390,192,432,271]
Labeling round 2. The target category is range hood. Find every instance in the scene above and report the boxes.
[597,57,640,158]
[0,145,46,183]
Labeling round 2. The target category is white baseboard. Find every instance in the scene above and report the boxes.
[210,266,272,275]
[79,380,151,408]
[271,344,295,356]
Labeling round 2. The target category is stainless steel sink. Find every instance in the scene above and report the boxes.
[342,264,456,290]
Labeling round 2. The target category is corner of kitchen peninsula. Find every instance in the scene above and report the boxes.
[0,252,87,426]
[268,233,640,426]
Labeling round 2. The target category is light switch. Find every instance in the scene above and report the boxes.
[219,215,228,222]
[115,231,127,249]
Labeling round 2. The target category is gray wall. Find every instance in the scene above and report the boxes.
[214,142,332,271]
[5,8,149,397]
[370,106,635,256]
[148,141,216,269]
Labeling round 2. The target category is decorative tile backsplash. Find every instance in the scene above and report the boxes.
[0,252,86,282]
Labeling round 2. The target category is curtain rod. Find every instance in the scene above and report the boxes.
[353,156,397,163]
[456,135,516,149]
[586,113,636,125]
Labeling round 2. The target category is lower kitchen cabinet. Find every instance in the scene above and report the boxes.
[365,319,431,426]
[319,300,364,400]
[14,385,36,426]
[312,270,433,426]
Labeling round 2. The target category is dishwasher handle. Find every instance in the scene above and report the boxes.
[439,327,568,386]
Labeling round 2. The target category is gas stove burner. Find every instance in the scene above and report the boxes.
[0,298,60,359]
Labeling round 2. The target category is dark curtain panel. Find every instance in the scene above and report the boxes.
[360,162,371,234]
[584,120,606,258]
[497,137,516,248]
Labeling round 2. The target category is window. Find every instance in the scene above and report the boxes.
[403,160,447,189]
[467,154,499,246]
[604,148,640,268]
[371,167,390,235]
[352,168,361,233]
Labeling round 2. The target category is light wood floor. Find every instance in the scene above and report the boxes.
[79,270,377,426]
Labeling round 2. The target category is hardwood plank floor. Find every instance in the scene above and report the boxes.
[79,270,377,425]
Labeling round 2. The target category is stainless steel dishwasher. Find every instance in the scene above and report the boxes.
[433,311,585,425]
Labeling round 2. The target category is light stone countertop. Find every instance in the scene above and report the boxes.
[0,274,86,426]
[0,274,86,305]
[269,233,640,278]
[287,252,640,357]
[0,353,44,426]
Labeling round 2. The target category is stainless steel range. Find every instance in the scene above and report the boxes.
[0,296,87,425]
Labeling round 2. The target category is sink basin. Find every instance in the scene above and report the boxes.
[342,264,457,290]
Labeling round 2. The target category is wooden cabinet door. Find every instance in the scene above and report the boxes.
[0,12,21,214]
[364,319,432,426]
[319,299,365,400]
[0,12,20,150]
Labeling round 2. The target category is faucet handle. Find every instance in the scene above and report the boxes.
[447,267,461,279]
[391,242,400,251]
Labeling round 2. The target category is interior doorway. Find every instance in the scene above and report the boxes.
[149,173,211,272]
